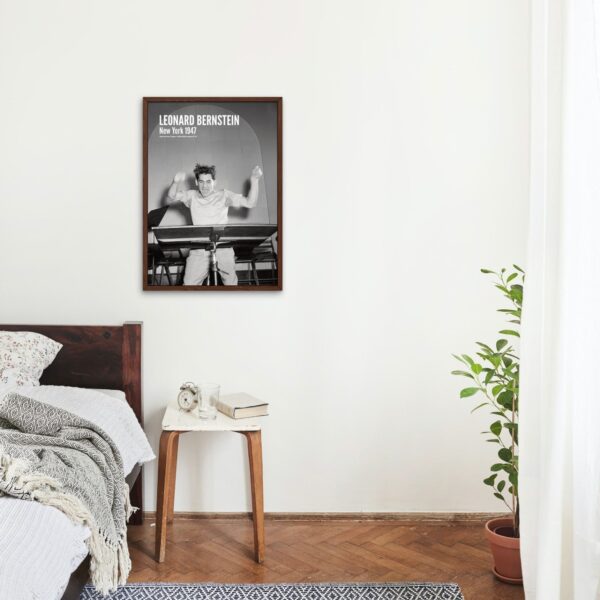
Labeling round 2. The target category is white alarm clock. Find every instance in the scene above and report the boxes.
[177,382,199,412]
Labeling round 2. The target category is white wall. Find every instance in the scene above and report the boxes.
[0,0,530,513]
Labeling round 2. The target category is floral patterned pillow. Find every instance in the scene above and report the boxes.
[0,331,63,387]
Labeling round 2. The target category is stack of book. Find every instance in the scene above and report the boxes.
[216,393,269,419]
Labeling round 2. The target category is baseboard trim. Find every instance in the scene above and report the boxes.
[143,511,506,524]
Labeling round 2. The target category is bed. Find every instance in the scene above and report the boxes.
[0,322,153,600]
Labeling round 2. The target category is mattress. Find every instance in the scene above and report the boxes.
[0,385,154,600]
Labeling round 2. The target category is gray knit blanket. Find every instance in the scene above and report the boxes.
[0,392,133,595]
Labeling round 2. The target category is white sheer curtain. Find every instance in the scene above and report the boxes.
[520,0,600,598]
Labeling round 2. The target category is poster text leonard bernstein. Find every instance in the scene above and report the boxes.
[158,113,240,138]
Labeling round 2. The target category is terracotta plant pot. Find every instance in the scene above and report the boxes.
[484,517,522,585]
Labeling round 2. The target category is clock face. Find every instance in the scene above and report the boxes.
[178,388,197,411]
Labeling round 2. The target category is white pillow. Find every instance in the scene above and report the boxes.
[0,331,62,387]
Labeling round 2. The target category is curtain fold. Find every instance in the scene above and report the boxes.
[521,0,600,598]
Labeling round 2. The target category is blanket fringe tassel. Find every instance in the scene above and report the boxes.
[0,451,132,596]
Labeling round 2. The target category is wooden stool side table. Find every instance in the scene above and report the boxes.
[154,407,265,564]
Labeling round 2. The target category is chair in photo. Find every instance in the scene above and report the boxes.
[234,237,278,286]
[148,245,186,286]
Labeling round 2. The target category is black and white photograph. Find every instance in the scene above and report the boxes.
[143,97,282,290]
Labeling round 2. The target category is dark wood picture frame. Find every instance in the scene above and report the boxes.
[143,97,282,292]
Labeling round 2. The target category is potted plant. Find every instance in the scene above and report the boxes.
[452,266,524,584]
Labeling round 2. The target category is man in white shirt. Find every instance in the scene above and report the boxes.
[167,164,263,285]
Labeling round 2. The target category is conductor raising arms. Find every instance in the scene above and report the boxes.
[167,164,263,285]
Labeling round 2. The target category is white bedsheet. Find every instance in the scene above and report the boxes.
[0,497,90,600]
[0,385,155,600]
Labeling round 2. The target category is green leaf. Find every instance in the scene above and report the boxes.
[470,402,488,413]
[461,354,475,366]
[497,480,506,492]
[490,421,502,436]
[513,264,524,273]
[504,424,518,444]
[497,390,514,409]
[509,472,518,486]
[486,439,500,443]
[498,448,513,462]
[490,463,504,472]
[507,273,518,283]
[496,339,508,351]
[494,492,505,501]
[460,387,480,398]
[451,370,474,379]
[483,474,497,486]
[499,329,520,337]
[470,363,483,375]
[509,286,523,304]
[476,342,494,352]
[452,354,469,365]
[498,309,521,316]
[492,384,504,396]
[480,268,494,274]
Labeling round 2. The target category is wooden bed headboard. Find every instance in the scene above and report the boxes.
[0,321,144,525]
[0,322,142,427]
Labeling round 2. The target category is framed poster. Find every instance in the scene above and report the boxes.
[143,97,282,291]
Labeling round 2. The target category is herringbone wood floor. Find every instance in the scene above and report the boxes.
[127,518,524,600]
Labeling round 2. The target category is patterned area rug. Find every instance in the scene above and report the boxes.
[80,582,464,600]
